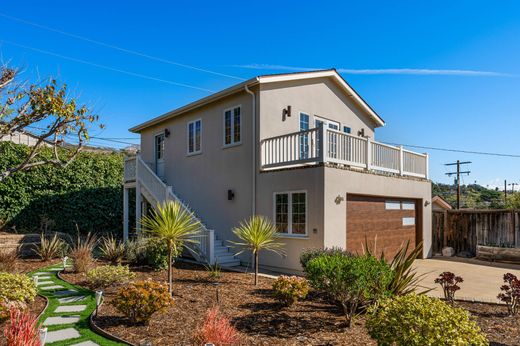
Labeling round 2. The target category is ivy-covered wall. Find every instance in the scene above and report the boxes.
[0,142,125,234]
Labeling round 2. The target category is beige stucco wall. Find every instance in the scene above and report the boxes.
[324,167,433,259]
[139,89,256,242]
[259,77,378,140]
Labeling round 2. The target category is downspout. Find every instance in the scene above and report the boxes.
[245,83,256,215]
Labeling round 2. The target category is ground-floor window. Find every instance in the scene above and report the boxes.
[274,191,307,235]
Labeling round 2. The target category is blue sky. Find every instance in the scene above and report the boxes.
[1,1,520,186]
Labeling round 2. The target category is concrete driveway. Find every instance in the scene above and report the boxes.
[413,257,520,303]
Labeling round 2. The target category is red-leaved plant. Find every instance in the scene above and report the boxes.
[193,306,241,346]
[497,273,520,316]
[434,271,463,304]
[3,307,41,346]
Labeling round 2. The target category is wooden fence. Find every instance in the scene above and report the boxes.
[432,209,520,255]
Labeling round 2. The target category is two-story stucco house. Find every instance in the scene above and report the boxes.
[123,69,432,273]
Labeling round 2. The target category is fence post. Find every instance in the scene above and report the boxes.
[208,229,215,265]
[135,158,141,235]
[366,137,372,170]
[399,145,404,176]
[318,123,328,163]
[165,186,173,203]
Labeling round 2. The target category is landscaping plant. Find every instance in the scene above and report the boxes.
[70,231,97,273]
[3,307,41,346]
[33,233,67,261]
[366,294,488,346]
[98,235,125,265]
[0,248,18,273]
[86,265,136,288]
[0,273,37,319]
[193,306,241,346]
[140,200,201,295]
[300,247,350,272]
[305,253,393,327]
[144,238,170,271]
[231,216,284,285]
[204,261,222,281]
[111,280,173,325]
[435,271,463,304]
[497,272,520,316]
[272,275,309,307]
[124,236,149,265]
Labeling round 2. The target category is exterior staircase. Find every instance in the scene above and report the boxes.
[124,155,240,267]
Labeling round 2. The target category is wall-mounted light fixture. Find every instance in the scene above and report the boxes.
[334,195,345,205]
[227,189,235,201]
[164,128,171,137]
[357,128,365,137]
[424,200,431,207]
[282,105,292,121]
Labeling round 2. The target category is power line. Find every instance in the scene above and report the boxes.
[0,39,215,93]
[0,12,244,81]
[383,141,520,158]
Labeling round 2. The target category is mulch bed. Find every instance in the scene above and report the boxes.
[60,261,520,346]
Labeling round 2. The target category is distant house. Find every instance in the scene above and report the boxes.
[0,130,52,147]
[432,196,452,211]
[123,69,432,273]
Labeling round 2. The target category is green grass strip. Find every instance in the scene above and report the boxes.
[29,263,125,346]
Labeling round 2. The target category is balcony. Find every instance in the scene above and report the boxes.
[260,125,428,179]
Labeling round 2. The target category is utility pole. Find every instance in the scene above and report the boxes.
[445,160,471,209]
[505,180,508,204]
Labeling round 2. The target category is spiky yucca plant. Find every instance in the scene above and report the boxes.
[140,200,201,295]
[33,233,66,261]
[231,216,284,285]
[99,235,125,265]
[363,238,427,295]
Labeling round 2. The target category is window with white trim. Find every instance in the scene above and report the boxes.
[187,119,202,154]
[274,191,307,235]
[224,106,241,146]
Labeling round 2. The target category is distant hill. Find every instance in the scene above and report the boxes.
[432,183,506,209]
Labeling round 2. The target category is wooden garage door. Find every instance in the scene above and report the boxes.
[346,195,420,260]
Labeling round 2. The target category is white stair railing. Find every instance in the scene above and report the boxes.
[134,155,215,264]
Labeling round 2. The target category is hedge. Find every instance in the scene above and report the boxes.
[0,141,128,235]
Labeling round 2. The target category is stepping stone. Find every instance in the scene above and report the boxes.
[70,341,100,346]
[47,267,63,271]
[36,281,55,286]
[32,272,49,276]
[43,315,80,326]
[53,289,78,296]
[37,276,52,280]
[44,327,81,344]
[58,295,86,303]
[55,305,87,313]
[41,285,64,290]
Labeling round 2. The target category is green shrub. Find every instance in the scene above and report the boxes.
[0,273,37,319]
[144,238,170,270]
[86,265,136,288]
[0,141,125,234]
[306,253,393,327]
[124,237,148,265]
[272,275,309,306]
[300,247,351,271]
[366,294,488,346]
[111,280,173,325]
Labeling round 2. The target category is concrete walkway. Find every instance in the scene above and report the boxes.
[413,257,520,303]
[31,263,124,345]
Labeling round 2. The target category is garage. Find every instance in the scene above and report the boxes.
[346,194,422,260]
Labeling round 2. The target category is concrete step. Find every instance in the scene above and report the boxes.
[219,259,241,267]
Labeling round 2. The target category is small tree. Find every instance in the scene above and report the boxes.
[140,200,201,295]
[231,216,284,285]
[0,65,100,182]
[434,271,463,305]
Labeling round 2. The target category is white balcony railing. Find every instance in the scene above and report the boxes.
[260,125,429,179]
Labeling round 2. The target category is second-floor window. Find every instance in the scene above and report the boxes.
[187,119,202,154]
[224,106,241,146]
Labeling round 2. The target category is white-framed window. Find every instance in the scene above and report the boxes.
[187,119,202,154]
[223,106,241,146]
[274,191,307,236]
[314,116,340,130]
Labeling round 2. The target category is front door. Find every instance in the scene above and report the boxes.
[154,133,165,180]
